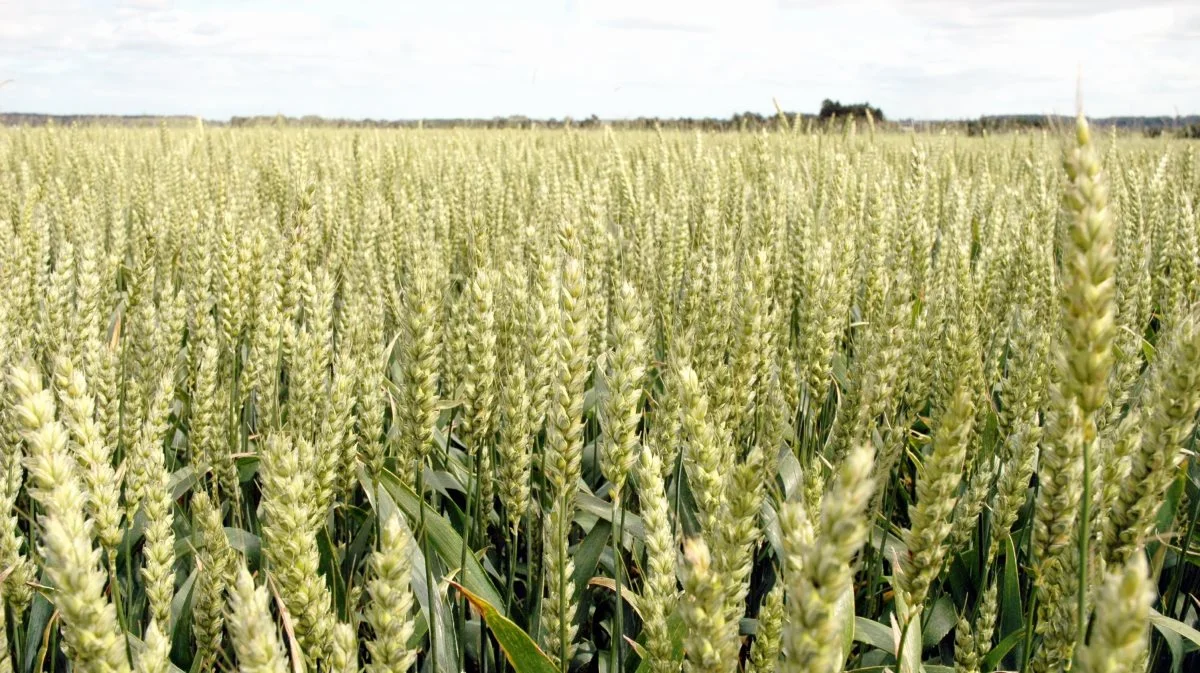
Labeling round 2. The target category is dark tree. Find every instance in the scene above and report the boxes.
[819,99,885,122]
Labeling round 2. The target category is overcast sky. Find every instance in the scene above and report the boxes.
[1,0,1197,120]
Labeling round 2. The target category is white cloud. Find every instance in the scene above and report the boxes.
[0,0,1196,119]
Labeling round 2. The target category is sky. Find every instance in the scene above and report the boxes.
[1,0,1197,121]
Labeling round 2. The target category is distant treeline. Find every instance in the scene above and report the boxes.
[819,99,885,121]
[964,114,1200,137]
[0,113,202,127]
[0,111,867,132]
[3,109,1199,137]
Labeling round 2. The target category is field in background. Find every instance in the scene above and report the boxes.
[0,122,1198,673]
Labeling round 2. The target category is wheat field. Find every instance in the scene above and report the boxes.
[0,116,1198,673]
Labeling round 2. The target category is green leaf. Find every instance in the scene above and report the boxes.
[587,576,642,619]
[583,384,602,416]
[236,454,260,483]
[571,519,611,594]
[670,464,702,539]
[224,527,261,568]
[168,466,198,501]
[998,535,1024,668]
[1140,335,1157,362]
[570,518,611,631]
[169,569,197,642]
[837,587,856,660]
[364,466,507,613]
[1158,472,1187,539]
[633,608,685,673]
[576,492,645,543]
[868,524,907,561]
[316,527,348,617]
[981,628,1025,672]
[1150,609,1200,651]
[777,450,804,500]
[425,469,467,499]
[341,505,378,617]
[624,635,649,664]
[980,411,1000,456]
[1162,628,1184,673]
[761,501,784,566]
[854,617,894,652]
[452,581,558,673]
[922,596,956,649]
[410,530,460,673]
[831,352,851,393]
[22,593,54,673]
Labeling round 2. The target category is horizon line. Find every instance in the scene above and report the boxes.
[3,110,1199,125]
